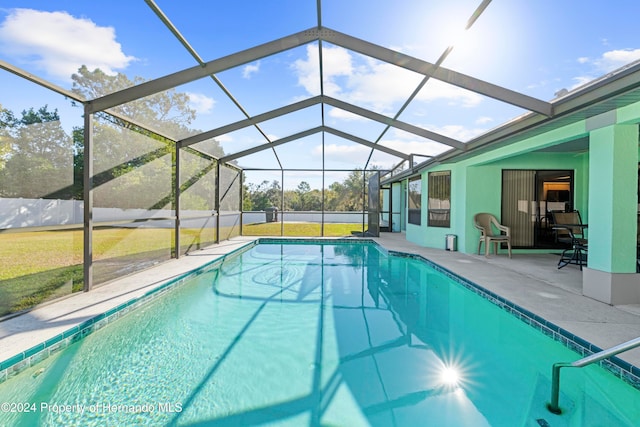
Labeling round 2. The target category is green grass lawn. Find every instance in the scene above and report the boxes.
[242,222,363,237]
[0,222,364,316]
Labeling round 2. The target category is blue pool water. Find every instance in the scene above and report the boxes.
[0,241,639,426]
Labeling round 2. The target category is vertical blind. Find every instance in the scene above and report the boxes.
[502,170,535,247]
[408,176,421,225]
[428,171,451,227]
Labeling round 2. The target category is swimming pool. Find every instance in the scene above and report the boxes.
[0,240,639,426]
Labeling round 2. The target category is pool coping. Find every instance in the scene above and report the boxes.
[389,250,640,391]
[0,238,258,383]
[1,237,639,392]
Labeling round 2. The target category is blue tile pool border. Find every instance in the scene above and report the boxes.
[1,237,639,392]
[0,239,258,383]
[387,248,640,391]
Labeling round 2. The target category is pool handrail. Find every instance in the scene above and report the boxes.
[547,336,640,414]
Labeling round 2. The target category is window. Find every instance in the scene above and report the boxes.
[428,171,451,227]
[408,176,421,225]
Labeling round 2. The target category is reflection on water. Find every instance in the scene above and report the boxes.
[0,242,638,426]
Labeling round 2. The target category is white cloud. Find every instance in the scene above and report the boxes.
[0,9,135,81]
[367,153,406,170]
[294,44,479,114]
[186,92,215,114]
[313,143,369,157]
[475,116,493,125]
[378,138,450,157]
[416,79,482,107]
[598,48,640,71]
[293,44,352,97]
[317,133,454,166]
[382,128,452,155]
[568,75,595,91]
[571,48,640,89]
[345,59,423,111]
[242,61,260,79]
[427,124,487,142]
[216,134,233,143]
[309,142,377,168]
[327,107,363,121]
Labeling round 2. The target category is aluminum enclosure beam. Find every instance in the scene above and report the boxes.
[82,107,94,292]
[179,96,322,148]
[322,96,465,150]
[87,28,320,113]
[323,127,409,159]
[320,28,553,117]
[0,60,83,103]
[86,26,551,120]
[145,0,284,168]
[180,94,463,152]
[400,61,640,175]
[220,127,323,163]
[220,126,409,163]
[0,60,217,156]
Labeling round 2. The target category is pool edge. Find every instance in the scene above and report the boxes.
[1,237,639,393]
[390,249,640,391]
[0,238,259,382]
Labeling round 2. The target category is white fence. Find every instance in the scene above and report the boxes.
[243,211,368,225]
[0,198,83,228]
[0,198,369,229]
[0,198,189,228]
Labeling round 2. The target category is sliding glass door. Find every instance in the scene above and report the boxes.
[502,170,574,249]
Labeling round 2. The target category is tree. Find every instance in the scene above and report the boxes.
[0,106,74,198]
[70,66,224,209]
[288,181,322,211]
[0,104,15,171]
[326,169,371,211]
[242,170,382,213]
[72,66,199,140]
[243,179,281,211]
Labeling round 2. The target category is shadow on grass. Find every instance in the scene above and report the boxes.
[0,241,203,319]
[0,265,84,317]
[0,249,171,317]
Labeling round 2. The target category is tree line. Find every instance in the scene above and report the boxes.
[242,168,379,212]
[1,66,378,212]
[0,66,223,210]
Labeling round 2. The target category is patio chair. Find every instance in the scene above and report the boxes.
[551,211,588,270]
[473,213,512,258]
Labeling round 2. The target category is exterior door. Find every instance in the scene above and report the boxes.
[502,170,535,247]
[502,170,574,248]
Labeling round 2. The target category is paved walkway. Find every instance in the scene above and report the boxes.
[1,234,639,368]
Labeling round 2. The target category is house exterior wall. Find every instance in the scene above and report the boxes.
[383,92,640,303]
[408,153,587,254]
[391,97,640,305]
[402,115,599,255]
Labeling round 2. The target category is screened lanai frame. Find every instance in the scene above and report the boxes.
[5,0,635,306]
[75,0,532,289]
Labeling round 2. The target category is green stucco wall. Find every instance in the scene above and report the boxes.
[397,98,640,276]
[588,124,638,272]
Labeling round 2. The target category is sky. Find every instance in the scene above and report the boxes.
[1,0,640,189]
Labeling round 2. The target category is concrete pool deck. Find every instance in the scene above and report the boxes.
[1,233,640,370]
